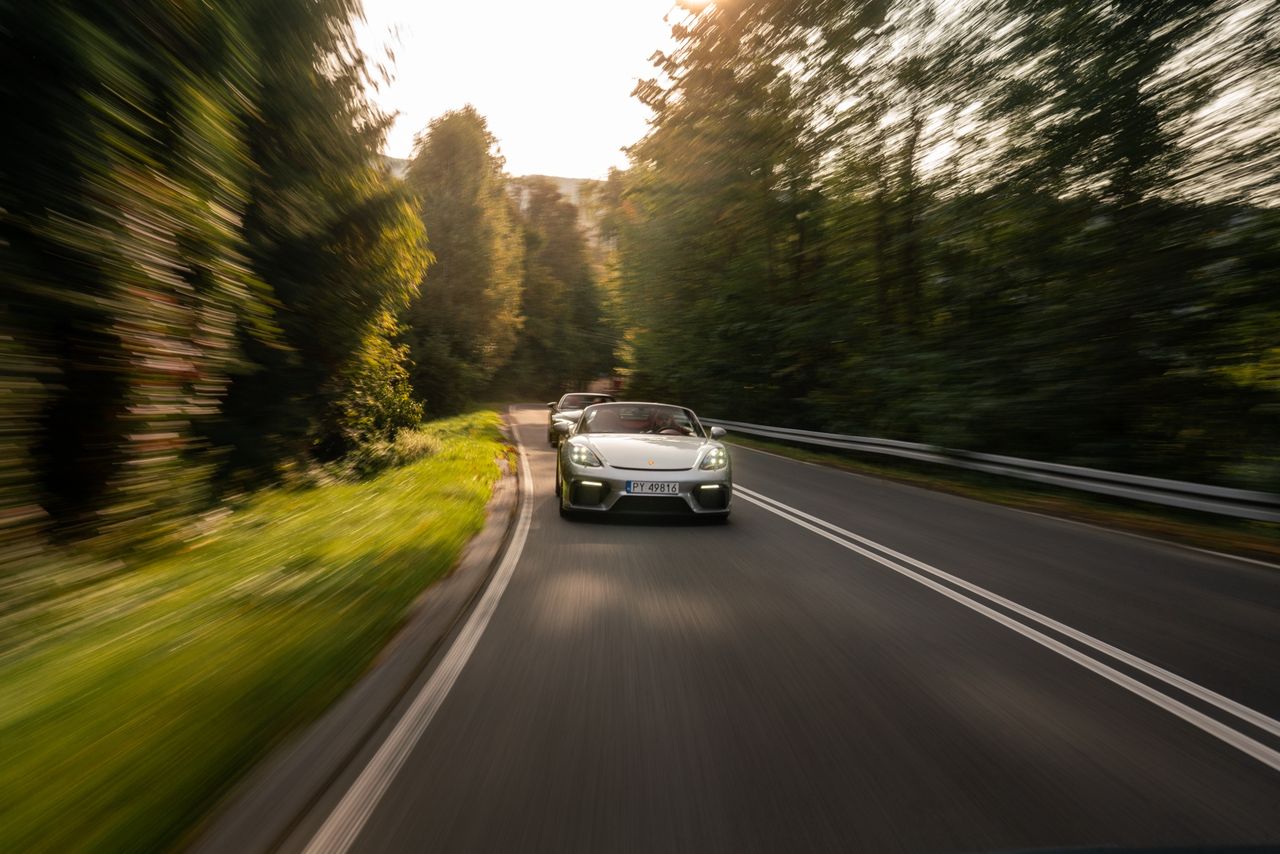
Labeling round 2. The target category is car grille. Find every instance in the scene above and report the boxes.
[612,496,693,514]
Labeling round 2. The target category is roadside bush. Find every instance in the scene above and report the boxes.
[345,428,444,479]
[321,313,426,460]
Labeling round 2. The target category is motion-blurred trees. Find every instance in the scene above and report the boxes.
[2,0,267,549]
[622,6,820,420]
[216,0,429,476]
[404,107,523,415]
[499,177,614,398]
[1,0,431,556]
[613,0,1280,488]
[212,0,427,473]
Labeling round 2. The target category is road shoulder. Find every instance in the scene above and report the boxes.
[191,418,524,854]
[727,436,1280,569]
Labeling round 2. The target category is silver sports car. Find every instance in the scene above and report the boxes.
[553,401,731,520]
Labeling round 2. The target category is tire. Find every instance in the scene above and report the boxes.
[557,480,573,518]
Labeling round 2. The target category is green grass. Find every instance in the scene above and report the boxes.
[0,411,511,853]
[728,434,1280,564]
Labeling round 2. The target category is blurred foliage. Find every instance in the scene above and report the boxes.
[330,312,425,456]
[496,177,616,398]
[0,410,507,853]
[1,0,432,559]
[613,0,1280,488]
[2,0,264,553]
[343,424,444,480]
[404,107,524,415]
[0,0,608,577]
[211,0,430,474]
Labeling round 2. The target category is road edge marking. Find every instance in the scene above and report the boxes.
[730,443,1280,572]
[302,409,535,854]
[735,487,1280,774]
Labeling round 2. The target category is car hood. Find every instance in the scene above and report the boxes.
[584,434,713,470]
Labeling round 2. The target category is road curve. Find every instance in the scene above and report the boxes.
[281,404,1280,853]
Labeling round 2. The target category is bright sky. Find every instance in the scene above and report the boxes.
[355,0,680,179]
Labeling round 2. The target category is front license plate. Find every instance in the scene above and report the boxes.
[626,481,678,495]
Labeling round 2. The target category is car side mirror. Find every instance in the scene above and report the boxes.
[552,420,573,435]
[546,401,557,409]
[710,426,726,439]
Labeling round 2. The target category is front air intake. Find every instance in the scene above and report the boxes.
[571,480,608,506]
[692,484,729,510]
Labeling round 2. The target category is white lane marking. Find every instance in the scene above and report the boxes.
[734,487,1280,773]
[303,412,534,854]
[737,485,1280,741]
[731,442,1280,572]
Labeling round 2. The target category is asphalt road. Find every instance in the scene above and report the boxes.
[281,404,1280,853]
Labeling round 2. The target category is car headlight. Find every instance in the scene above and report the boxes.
[569,444,602,467]
[699,446,728,470]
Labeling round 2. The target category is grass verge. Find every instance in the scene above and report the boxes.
[727,433,1280,564]
[0,410,511,853]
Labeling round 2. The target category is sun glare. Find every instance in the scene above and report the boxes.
[355,0,678,178]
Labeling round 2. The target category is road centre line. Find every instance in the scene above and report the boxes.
[303,413,534,854]
[734,485,1280,773]
[735,484,1280,741]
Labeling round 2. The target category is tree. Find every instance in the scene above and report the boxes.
[500,177,615,397]
[0,0,433,557]
[404,107,523,414]
[611,0,1280,487]
[213,0,430,477]
[619,3,822,418]
[1,0,266,545]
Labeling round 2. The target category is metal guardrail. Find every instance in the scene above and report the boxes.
[702,418,1280,522]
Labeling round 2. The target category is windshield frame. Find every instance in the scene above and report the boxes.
[577,403,706,438]
[558,393,615,410]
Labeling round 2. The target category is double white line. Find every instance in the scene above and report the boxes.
[733,484,1280,773]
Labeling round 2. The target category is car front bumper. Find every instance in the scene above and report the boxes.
[561,465,732,515]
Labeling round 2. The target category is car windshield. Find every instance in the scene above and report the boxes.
[579,403,704,437]
[560,394,614,409]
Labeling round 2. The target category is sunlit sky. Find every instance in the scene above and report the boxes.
[355,1,680,179]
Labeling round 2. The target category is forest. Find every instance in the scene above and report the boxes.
[4,0,1278,569]
[2,4,1277,849]
[606,0,1279,490]
[1,1,612,564]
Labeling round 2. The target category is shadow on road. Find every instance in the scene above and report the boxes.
[560,513,730,528]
